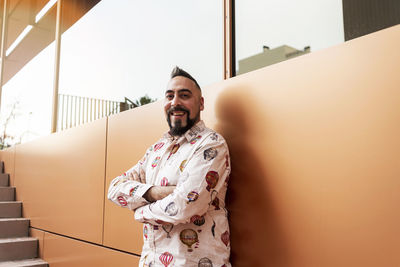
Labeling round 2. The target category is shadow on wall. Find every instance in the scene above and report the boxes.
[214,86,290,266]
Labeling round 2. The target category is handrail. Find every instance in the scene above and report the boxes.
[57,94,122,131]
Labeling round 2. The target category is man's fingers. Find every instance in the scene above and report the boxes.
[139,168,146,183]
[130,170,139,182]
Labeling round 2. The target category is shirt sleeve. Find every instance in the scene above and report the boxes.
[107,150,153,211]
[134,136,230,225]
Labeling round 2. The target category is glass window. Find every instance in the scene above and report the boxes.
[59,0,223,108]
[0,0,56,145]
[235,0,345,75]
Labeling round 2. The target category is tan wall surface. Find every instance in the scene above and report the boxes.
[103,101,168,254]
[43,232,140,267]
[0,146,15,186]
[200,25,400,266]
[13,119,107,244]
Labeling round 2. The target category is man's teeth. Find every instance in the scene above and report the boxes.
[172,111,185,115]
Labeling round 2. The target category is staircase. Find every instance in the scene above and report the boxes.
[0,162,48,267]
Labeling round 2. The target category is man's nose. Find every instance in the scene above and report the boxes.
[171,95,181,106]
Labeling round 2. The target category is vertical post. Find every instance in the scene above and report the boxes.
[223,0,235,79]
[60,94,64,130]
[0,0,9,108]
[51,0,63,133]
[85,97,88,123]
[68,95,72,129]
[78,96,81,125]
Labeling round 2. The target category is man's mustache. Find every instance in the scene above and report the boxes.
[168,107,190,116]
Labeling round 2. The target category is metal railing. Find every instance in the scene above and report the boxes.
[57,94,123,131]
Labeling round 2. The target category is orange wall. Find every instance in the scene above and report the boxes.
[13,119,107,244]
[0,25,399,266]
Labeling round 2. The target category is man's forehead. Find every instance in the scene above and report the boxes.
[166,76,197,92]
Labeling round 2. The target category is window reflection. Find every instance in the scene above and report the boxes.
[59,0,223,107]
[0,0,56,145]
[235,0,345,75]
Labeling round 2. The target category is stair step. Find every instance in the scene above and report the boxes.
[0,258,48,267]
[0,237,38,261]
[0,174,8,187]
[0,202,22,218]
[0,187,15,201]
[0,218,29,238]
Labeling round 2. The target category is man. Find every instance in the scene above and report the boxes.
[108,67,231,267]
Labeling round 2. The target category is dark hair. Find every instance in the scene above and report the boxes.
[170,66,201,91]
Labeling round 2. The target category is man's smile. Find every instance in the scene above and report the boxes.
[171,111,186,117]
[168,108,189,120]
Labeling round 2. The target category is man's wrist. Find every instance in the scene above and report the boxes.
[143,186,176,203]
[143,186,155,202]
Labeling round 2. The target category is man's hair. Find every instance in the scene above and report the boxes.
[170,66,201,91]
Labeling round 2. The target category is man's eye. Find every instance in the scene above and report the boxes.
[180,94,189,99]
[166,95,173,100]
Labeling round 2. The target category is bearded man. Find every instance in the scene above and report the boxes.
[108,67,231,267]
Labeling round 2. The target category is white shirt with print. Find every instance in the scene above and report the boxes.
[108,121,231,267]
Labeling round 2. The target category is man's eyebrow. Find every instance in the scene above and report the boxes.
[165,89,193,95]
[177,89,192,94]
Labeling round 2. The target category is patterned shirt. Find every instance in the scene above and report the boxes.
[108,121,231,267]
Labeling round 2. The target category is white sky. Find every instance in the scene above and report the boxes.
[0,0,345,145]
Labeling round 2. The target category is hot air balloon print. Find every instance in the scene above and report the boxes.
[129,185,139,196]
[203,147,218,161]
[190,215,205,226]
[117,196,127,206]
[168,144,180,159]
[154,142,165,151]
[187,191,199,203]
[179,160,187,172]
[165,202,178,216]
[210,132,219,141]
[190,135,202,144]
[162,223,173,238]
[205,171,219,191]
[161,177,168,186]
[159,252,173,267]
[198,257,213,267]
[211,197,220,210]
[180,229,198,252]
[143,225,148,240]
[221,230,230,247]
[152,156,161,168]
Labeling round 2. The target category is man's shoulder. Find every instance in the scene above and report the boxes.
[195,126,228,149]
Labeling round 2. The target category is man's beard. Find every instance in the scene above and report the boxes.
[167,107,199,136]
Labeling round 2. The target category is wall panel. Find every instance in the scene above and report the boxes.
[14,119,107,244]
[103,102,168,254]
[43,232,139,267]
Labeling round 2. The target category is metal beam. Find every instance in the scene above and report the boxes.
[0,0,9,109]
[51,0,62,132]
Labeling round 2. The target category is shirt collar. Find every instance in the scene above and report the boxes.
[163,120,206,142]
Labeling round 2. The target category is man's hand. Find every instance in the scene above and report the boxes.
[128,168,146,183]
[143,186,176,203]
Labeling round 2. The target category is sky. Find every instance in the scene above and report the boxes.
[0,0,344,145]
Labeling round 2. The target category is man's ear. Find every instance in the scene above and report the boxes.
[200,97,204,111]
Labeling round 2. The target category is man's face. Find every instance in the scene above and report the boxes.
[164,76,204,136]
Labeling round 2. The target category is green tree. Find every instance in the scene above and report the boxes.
[133,94,157,107]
